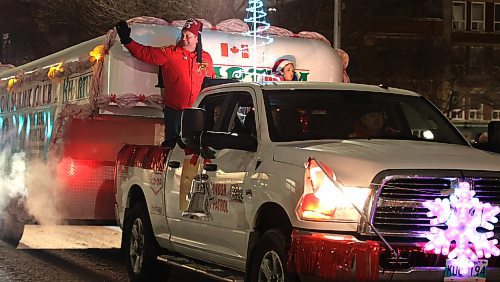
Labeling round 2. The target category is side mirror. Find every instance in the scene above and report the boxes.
[181,108,207,138]
[488,121,500,144]
[474,121,500,154]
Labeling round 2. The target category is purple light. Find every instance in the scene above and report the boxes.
[423,180,500,274]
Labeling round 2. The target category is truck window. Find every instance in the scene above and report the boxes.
[263,89,468,145]
[200,92,254,135]
[198,93,228,131]
[233,93,255,136]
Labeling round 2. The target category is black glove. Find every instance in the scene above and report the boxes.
[115,21,132,44]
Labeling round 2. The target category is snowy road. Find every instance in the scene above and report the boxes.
[0,225,216,281]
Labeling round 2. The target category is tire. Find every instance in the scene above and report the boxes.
[0,196,27,246]
[249,229,298,282]
[123,201,162,281]
[0,210,25,246]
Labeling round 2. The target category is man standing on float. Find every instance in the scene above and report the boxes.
[115,19,215,147]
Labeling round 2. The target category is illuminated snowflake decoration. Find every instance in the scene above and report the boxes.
[423,181,500,274]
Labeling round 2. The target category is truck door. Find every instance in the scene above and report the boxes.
[164,89,258,267]
[201,91,259,261]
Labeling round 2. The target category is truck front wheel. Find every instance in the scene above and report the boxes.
[0,196,27,246]
[123,202,160,281]
[0,210,25,246]
[249,229,298,282]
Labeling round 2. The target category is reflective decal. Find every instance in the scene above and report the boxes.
[149,172,164,195]
[230,184,243,203]
[211,182,228,213]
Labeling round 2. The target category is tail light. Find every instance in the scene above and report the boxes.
[296,158,371,222]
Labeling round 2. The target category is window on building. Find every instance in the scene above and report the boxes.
[495,3,500,32]
[469,102,483,120]
[492,110,500,120]
[469,109,483,120]
[451,109,465,120]
[452,1,467,30]
[471,2,485,31]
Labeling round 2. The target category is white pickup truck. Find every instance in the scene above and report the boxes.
[115,81,500,281]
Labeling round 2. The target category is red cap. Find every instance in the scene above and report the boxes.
[272,59,295,74]
[182,18,203,37]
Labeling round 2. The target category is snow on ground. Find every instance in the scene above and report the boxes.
[17,225,122,249]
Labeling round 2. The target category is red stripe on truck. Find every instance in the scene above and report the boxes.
[117,144,170,172]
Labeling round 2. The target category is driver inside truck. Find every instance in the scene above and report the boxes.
[349,105,391,138]
[212,104,243,133]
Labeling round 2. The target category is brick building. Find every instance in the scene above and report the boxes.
[341,0,500,141]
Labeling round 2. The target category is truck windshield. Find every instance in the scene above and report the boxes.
[263,89,468,145]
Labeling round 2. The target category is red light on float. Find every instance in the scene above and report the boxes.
[68,159,76,176]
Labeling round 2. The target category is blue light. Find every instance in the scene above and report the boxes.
[46,111,53,140]
[243,0,274,82]
[18,115,24,135]
[26,114,30,136]
[43,111,47,136]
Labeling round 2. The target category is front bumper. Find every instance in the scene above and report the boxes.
[288,229,500,281]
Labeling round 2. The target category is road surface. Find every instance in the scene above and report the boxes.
[0,225,216,281]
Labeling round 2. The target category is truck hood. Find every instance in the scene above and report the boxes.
[273,140,500,187]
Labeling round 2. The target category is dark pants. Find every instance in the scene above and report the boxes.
[163,106,182,147]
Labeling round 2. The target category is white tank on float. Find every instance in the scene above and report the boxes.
[106,22,345,99]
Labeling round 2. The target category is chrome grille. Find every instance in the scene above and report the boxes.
[473,178,500,203]
[372,176,500,237]
[375,178,451,201]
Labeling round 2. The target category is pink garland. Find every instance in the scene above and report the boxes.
[0,63,15,69]
[212,18,332,45]
[334,49,350,83]
[97,93,163,109]
[297,31,331,46]
[266,26,294,37]
[216,19,250,33]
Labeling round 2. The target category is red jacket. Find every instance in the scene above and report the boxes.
[125,41,215,110]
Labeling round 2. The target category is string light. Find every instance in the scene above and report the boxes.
[7,77,18,91]
[242,0,274,82]
[47,63,64,81]
[89,45,106,63]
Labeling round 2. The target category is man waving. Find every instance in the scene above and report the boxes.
[115,19,215,147]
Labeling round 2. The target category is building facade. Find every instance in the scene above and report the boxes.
[342,0,500,141]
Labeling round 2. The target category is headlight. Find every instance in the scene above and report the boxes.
[296,158,371,222]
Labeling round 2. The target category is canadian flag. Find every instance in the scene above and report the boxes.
[220,43,249,59]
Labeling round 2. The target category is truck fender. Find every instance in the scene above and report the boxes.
[245,202,292,279]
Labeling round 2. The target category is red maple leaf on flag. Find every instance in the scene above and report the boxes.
[230,46,240,54]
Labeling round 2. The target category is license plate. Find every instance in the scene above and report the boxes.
[444,259,487,281]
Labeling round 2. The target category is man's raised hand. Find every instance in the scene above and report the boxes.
[115,21,132,44]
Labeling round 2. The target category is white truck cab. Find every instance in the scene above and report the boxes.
[115,81,500,281]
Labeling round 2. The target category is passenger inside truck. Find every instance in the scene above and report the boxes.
[271,107,302,139]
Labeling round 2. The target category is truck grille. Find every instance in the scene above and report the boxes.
[372,176,500,237]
